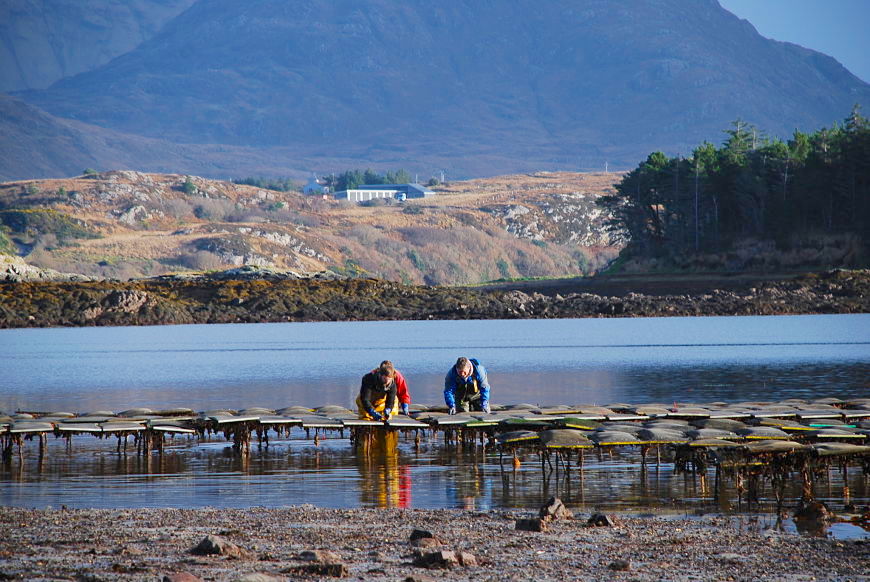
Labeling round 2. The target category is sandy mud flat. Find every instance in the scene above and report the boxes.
[0,505,867,581]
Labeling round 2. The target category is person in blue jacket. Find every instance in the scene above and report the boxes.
[444,357,491,414]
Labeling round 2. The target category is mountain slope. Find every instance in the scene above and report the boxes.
[0,94,393,182]
[0,0,196,91]
[11,0,870,178]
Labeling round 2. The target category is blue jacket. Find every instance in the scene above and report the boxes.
[444,358,490,408]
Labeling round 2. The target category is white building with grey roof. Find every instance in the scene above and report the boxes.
[333,183,434,202]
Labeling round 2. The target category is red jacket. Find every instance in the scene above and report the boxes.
[395,369,411,405]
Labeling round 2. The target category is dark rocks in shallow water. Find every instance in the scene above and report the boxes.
[794,500,835,522]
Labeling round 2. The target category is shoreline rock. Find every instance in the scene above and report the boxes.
[0,254,93,283]
[0,268,867,328]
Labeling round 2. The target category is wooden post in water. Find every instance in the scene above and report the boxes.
[735,468,745,510]
[563,451,570,485]
[842,461,850,505]
[713,461,721,503]
[229,422,252,457]
[800,465,813,502]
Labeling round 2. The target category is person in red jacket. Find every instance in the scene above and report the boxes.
[356,360,412,420]
[391,362,412,415]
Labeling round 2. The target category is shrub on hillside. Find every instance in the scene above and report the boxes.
[347,225,382,245]
[359,198,389,208]
[0,209,100,244]
[164,199,194,219]
[178,250,224,271]
[0,227,16,255]
[232,176,300,192]
[193,199,236,222]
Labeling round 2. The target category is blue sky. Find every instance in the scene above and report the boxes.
[719,0,870,83]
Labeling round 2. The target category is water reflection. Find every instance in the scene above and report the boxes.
[354,432,412,508]
[1,429,868,539]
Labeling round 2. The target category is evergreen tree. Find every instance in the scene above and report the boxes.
[597,109,870,263]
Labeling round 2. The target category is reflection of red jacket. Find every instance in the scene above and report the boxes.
[395,370,411,405]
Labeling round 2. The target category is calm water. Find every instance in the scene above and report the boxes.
[1,314,868,535]
[2,314,868,412]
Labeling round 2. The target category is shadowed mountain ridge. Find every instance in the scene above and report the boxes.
[7,0,870,179]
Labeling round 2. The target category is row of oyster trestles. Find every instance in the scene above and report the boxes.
[5,397,870,419]
[4,397,870,429]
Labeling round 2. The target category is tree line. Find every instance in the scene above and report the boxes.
[231,169,423,193]
[328,169,413,192]
[232,176,300,192]
[597,106,870,260]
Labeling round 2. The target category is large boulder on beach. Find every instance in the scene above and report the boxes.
[190,535,252,559]
[413,549,477,568]
[539,497,573,521]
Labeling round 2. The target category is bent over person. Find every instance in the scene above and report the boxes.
[357,360,411,420]
[444,357,491,414]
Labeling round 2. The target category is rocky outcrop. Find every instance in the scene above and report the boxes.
[0,255,92,282]
[81,290,151,320]
[0,268,866,328]
[153,265,346,282]
[488,192,621,247]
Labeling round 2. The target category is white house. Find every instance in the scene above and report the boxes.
[303,174,329,195]
[333,183,434,202]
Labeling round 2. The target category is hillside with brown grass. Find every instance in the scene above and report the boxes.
[0,170,622,284]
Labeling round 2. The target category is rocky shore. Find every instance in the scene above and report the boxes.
[0,267,867,328]
[1,505,866,581]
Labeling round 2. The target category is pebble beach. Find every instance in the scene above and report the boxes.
[1,505,867,581]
